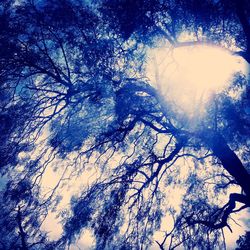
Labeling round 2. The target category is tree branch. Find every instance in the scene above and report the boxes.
[202,130,250,200]
[17,206,28,250]
[186,193,250,232]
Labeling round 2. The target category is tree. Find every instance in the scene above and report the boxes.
[236,231,250,250]
[1,0,250,249]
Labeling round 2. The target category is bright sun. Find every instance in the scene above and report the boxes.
[146,45,246,116]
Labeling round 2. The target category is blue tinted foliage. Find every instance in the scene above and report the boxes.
[64,198,93,243]
[1,0,250,249]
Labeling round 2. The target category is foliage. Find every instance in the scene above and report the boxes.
[0,0,250,249]
[236,231,250,250]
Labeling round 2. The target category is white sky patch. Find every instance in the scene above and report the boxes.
[146,44,247,118]
[40,160,98,249]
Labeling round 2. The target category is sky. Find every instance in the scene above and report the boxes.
[36,39,250,249]
[146,43,248,116]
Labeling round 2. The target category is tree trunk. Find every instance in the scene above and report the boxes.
[205,131,250,200]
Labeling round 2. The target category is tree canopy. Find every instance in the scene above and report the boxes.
[1,0,250,249]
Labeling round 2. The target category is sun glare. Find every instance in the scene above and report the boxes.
[146,45,247,116]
